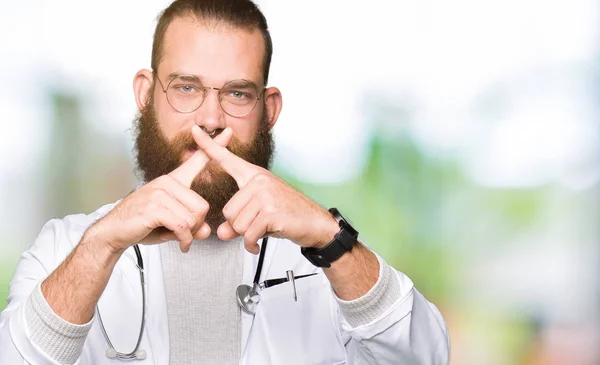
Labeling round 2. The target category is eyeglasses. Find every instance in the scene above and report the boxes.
[155,74,265,117]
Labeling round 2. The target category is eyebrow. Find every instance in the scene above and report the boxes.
[165,72,261,89]
[166,72,200,82]
[226,79,260,90]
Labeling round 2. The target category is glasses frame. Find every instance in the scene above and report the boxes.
[154,74,266,118]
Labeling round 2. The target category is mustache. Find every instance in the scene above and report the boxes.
[170,129,248,158]
[171,132,200,152]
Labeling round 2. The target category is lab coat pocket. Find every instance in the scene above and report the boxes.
[248,274,347,365]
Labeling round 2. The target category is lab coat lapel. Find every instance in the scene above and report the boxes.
[240,237,278,355]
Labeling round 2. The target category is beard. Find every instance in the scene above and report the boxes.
[133,95,274,232]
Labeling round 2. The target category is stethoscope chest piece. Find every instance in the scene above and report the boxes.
[237,283,260,316]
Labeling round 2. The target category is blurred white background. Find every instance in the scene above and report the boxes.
[1,1,599,364]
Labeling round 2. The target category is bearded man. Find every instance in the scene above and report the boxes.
[0,1,449,364]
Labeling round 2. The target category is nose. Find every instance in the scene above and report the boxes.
[194,88,225,134]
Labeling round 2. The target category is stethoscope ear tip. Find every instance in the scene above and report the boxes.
[135,349,148,360]
[105,348,117,358]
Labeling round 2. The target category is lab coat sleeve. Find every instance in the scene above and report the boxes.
[335,253,450,364]
[0,217,92,365]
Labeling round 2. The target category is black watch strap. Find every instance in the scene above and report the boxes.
[301,208,359,268]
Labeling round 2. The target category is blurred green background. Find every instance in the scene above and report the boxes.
[1,1,599,364]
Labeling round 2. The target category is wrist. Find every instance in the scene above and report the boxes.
[302,208,359,268]
[83,222,126,258]
[313,213,340,248]
[325,243,379,300]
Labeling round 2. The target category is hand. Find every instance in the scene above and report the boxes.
[92,128,233,253]
[191,125,339,254]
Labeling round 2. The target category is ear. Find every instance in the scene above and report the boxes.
[133,69,154,112]
[263,87,282,130]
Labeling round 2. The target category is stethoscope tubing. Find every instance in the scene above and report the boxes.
[253,237,269,285]
[98,244,146,360]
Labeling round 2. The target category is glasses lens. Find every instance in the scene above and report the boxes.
[220,80,259,117]
[166,76,204,113]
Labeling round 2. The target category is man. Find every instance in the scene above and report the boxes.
[0,0,449,364]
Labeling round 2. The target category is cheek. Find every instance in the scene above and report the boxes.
[227,115,262,144]
[154,93,190,140]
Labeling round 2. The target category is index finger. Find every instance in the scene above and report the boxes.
[169,127,233,187]
[191,125,256,187]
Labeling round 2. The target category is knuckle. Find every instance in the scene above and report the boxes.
[151,188,168,201]
[144,201,161,215]
[188,216,198,230]
[243,233,256,245]
[263,204,277,215]
[232,220,244,234]
[257,190,274,205]
[251,173,271,187]
[222,206,232,219]
[198,200,209,214]
[177,220,191,232]
[270,221,284,234]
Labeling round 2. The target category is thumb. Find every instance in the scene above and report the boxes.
[217,221,240,241]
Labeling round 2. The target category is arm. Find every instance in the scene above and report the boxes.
[0,217,97,365]
[43,128,233,325]
[37,174,211,325]
[306,217,450,364]
[41,225,123,325]
[315,222,449,364]
[312,218,380,301]
[0,130,232,364]
[316,215,449,364]
[192,126,450,364]
[336,253,450,365]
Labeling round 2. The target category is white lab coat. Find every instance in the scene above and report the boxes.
[0,202,450,364]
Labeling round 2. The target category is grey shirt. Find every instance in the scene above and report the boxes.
[159,237,243,365]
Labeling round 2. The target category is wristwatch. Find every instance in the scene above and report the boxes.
[301,208,359,268]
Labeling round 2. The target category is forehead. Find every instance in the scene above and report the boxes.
[159,17,265,85]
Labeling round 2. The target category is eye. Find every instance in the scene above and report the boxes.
[170,83,200,94]
[228,90,249,99]
[179,85,197,93]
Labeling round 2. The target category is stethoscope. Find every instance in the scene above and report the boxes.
[236,237,317,315]
[98,237,316,361]
[236,238,269,315]
[98,244,147,360]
